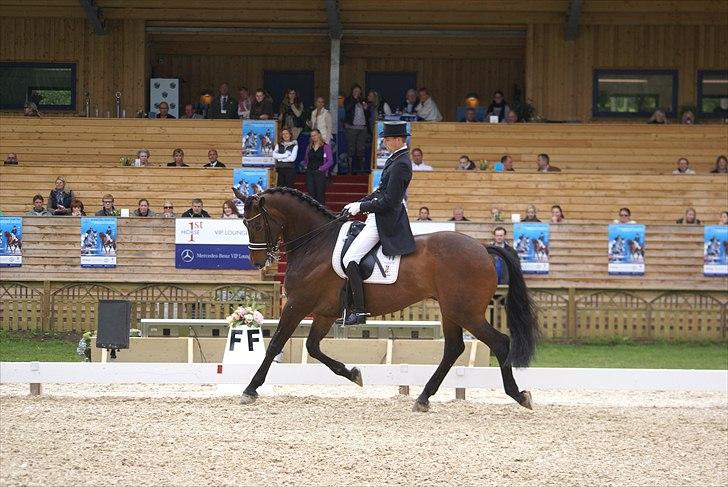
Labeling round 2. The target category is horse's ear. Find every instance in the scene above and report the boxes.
[258,196,266,208]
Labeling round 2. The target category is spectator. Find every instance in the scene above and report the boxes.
[676,207,701,224]
[462,107,478,123]
[95,194,117,216]
[167,148,189,167]
[449,207,469,221]
[680,110,696,125]
[614,207,636,224]
[648,109,668,124]
[70,198,86,217]
[161,200,176,218]
[272,127,298,188]
[156,101,176,119]
[136,148,150,167]
[203,149,226,168]
[489,226,518,284]
[181,199,211,218]
[550,205,565,223]
[303,129,333,204]
[402,89,418,115]
[411,148,433,171]
[23,102,40,117]
[486,90,510,122]
[720,211,728,225]
[279,89,305,140]
[250,88,273,120]
[456,155,476,171]
[180,103,202,119]
[208,82,237,119]
[26,194,52,216]
[367,89,392,123]
[501,154,515,171]
[133,199,156,217]
[415,87,443,122]
[308,96,333,144]
[710,155,727,173]
[417,206,432,221]
[221,199,242,218]
[344,84,369,175]
[237,87,252,119]
[491,207,503,222]
[505,110,519,124]
[536,153,561,172]
[672,157,695,174]
[523,204,541,222]
[4,152,18,165]
[49,176,73,215]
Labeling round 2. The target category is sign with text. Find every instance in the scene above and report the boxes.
[608,224,645,275]
[80,217,117,268]
[242,120,277,167]
[217,325,269,395]
[175,218,252,269]
[0,217,22,267]
[513,223,550,274]
[704,225,728,277]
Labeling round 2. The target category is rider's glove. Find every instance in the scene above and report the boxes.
[344,202,362,216]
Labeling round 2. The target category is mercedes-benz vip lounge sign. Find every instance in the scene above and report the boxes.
[175,219,253,269]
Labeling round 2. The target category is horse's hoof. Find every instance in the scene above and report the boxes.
[518,390,533,410]
[351,367,363,387]
[412,400,430,413]
[240,392,258,405]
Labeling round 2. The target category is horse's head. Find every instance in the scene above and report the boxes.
[243,194,284,269]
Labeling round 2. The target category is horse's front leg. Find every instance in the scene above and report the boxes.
[241,302,308,404]
[306,315,363,386]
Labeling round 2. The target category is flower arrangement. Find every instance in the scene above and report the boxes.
[120,156,133,166]
[226,305,265,328]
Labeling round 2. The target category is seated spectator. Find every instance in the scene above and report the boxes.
[680,110,695,125]
[536,153,561,172]
[156,101,176,119]
[181,198,211,218]
[648,109,668,124]
[501,154,515,171]
[204,149,226,168]
[614,207,637,224]
[672,157,695,174]
[449,207,469,221]
[720,211,728,225]
[167,148,189,167]
[95,194,117,216]
[417,206,432,221]
[23,102,40,117]
[4,152,18,165]
[505,110,519,124]
[462,108,478,123]
[456,155,476,171]
[180,103,202,119]
[550,205,566,223]
[26,194,52,216]
[415,88,443,122]
[222,199,242,218]
[133,199,156,217]
[161,200,176,218]
[238,87,251,119]
[136,148,150,166]
[49,176,73,215]
[491,207,503,222]
[70,198,86,217]
[208,82,237,119]
[486,90,510,122]
[676,207,701,224]
[402,89,418,115]
[250,88,273,120]
[489,226,518,284]
[523,204,541,222]
[411,148,433,171]
[711,155,727,173]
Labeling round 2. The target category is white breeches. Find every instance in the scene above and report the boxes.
[342,213,380,267]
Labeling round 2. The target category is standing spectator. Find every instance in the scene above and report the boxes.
[456,155,476,170]
[672,157,695,174]
[536,153,561,172]
[505,111,519,124]
[156,101,176,119]
[133,199,156,217]
[221,200,242,218]
[490,226,518,284]
[308,96,333,144]
[486,90,510,122]
[417,206,432,221]
[70,199,86,217]
[402,89,418,115]
[95,194,117,216]
[237,87,252,119]
[367,89,392,124]
[550,205,566,223]
[344,84,370,175]
[648,109,668,124]
[303,129,333,204]
[614,207,637,224]
[415,87,443,122]
[161,201,176,218]
[167,148,189,167]
[462,108,478,123]
[136,149,151,166]
[181,199,211,218]
[26,194,52,216]
[523,204,541,222]
[449,207,469,221]
[491,207,503,222]
[180,104,202,119]
[49,176,73,215]
[501,154,515,171]
[719,211,728,225]
[279,89,305,140]
[680,110,696,125]
[272,127,298,188]
[676,207,701,224]
[411,148,433,171]
[4,152,18,165]
[710,155,727,173]
[249,89,273,120]
[208,82,237,119]
[203,149,226,168]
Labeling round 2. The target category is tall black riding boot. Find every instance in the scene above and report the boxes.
[337,262,368,326]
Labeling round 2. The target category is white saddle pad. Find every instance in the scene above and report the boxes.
[332,221,401,284]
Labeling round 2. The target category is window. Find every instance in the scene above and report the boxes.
[0,62,76,110]
[593,69,678,118]
[697,70,728,117]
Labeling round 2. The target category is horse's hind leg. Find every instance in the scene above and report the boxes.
[414,318,465,412]
[306,315,362,386]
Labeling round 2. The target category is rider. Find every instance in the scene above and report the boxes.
[338,121,416,325]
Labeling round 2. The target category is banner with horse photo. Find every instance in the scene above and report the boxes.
[513,223,550,274]
[608,224,645,275]
[0,216,22,267]
[80,217,117,268]
[703,225,728,277]
[232,168,270,212]
[242,120,277,167]
[374,121,412,168]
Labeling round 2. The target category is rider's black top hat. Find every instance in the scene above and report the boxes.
[379,121,410,138]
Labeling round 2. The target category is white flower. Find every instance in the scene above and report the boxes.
[243,313,254,324]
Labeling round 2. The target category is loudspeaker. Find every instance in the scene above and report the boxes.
[96,300,131,349]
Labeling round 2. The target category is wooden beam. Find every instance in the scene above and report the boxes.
[565,0,581,41]
[79,0,106,35]
[325,0,343,40]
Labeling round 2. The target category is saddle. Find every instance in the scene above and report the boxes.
[339,221,386,280]
[331,221,401,285]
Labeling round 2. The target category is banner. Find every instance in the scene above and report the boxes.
[175,219,253,269]
[608,224,645,275]
[513,223,550,274]
[704,225,728,277]
[232,168,269,212]
[0,217,22,267]
[375,121,411,168]
[371,169,383,192]
[81,217,117,268]
[242,120,276,167]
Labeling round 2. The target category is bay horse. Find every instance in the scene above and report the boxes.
[3,231,21,254]
[99,233,115,254]
[239,187,539,412]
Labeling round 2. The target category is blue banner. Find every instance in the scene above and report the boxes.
[80,217,117,268]
[704,225,728,277]
[232,168,269,212]
[608,224,645,275]
[0,217,22,267]
[175,219,253,270]
[513,223,550,274]
[371,169,383,192]
[175,244,252,269]
[242,120,277,167]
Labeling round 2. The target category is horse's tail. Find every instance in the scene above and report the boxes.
[486,245,540,367]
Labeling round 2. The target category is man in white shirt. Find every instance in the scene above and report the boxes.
[411,147,433,171]
[415,88,443,122]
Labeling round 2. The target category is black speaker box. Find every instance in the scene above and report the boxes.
[96,300,131,349]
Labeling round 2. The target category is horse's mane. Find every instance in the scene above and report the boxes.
[250,186,338,220]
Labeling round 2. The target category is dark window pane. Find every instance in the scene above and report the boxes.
[697,70,728,117]
[593,69,677,118]
[0,62,76,110]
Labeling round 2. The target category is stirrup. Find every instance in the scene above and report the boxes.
[335,311,369,326]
